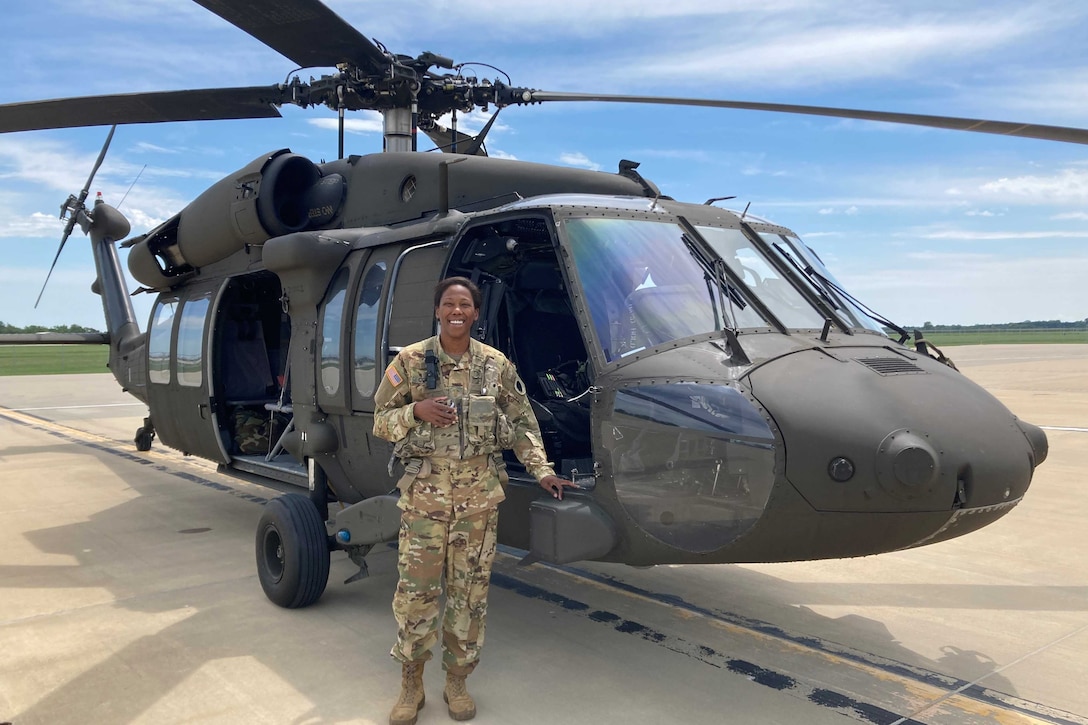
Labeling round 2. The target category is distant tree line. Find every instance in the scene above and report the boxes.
[0,321,103,334]
[916,320,1088,331]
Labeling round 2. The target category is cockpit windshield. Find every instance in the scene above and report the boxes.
[564,218,770,361]
[695,226,828,331]
[564,217,843,362]
[758,233,887,334]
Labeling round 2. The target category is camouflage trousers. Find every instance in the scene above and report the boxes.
[390,507,500,670]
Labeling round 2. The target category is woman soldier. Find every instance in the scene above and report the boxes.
[373,276,575,723]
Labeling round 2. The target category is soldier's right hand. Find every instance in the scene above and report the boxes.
[414,397,458,427]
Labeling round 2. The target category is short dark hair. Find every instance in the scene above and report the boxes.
[434,276,482,309]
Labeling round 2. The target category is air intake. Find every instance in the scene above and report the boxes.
[856,357,926,375]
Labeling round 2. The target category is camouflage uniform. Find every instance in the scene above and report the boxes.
[373,335,555,671]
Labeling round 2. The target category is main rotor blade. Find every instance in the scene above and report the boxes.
[526,91,1088,146]
[192,0,388,74]
[0,87,284,134]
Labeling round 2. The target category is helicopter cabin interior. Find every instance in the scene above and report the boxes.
[214,271,293,462]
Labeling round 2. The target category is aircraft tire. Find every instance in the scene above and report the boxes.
[134,428,154,452]
[256,493,331,608]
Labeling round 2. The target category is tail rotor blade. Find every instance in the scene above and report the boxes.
[82,124,116,198]
[34,234,70,308]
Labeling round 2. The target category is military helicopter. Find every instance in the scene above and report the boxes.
[0,0,1067,610]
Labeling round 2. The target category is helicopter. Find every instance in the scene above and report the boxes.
[0,0,1067,610]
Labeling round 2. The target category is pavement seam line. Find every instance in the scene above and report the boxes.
[892,621,1088,725]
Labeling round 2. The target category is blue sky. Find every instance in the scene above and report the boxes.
[2,0,1087,330]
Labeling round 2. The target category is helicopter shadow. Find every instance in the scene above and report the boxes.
[3,437,408,725]
[553,554,1088,710]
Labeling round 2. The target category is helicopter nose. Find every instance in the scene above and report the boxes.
[1016,418,1048,466]
[746,347,1043,521]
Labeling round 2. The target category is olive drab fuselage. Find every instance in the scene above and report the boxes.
[64,147,1046,577]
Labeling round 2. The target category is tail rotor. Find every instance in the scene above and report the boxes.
[35,124,117,307]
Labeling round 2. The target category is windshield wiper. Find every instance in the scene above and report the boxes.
[771,241,842,312]
[682,233,745,332]
[703,259,746,332]
[800,263,911,344]
[769,240,909,343]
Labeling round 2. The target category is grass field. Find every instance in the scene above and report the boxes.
[0,345,110,376]
[2,329,1086,376]
[918,330,1088,346]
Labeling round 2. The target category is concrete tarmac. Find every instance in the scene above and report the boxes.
[1,345,1087,724]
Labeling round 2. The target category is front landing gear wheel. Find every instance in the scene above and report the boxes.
[134,416,155,451]
[134,428,154,451]
[256,493,330,608]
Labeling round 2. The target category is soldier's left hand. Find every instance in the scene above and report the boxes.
[540,475,577,500]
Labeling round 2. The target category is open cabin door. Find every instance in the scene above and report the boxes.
[146,279,230,462]
[444,215,595,475]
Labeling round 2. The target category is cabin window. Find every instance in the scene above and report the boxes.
[177,294,211,388]
[319,268,350,396]
[353,260,387,397]
[148,297,178,384]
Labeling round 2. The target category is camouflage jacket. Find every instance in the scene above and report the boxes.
[373,336,556,518]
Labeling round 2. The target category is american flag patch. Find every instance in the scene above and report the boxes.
[386,367,404,386]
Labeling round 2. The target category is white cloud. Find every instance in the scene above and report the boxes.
[132,141,179,154]
[857,254,1088,324]
[309,113,384,135]
[917,229,1088,241]
[0,212,62,239]
[978,168,1088,204]
[559,152,601,171]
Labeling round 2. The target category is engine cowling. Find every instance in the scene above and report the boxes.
[127,150,346,289]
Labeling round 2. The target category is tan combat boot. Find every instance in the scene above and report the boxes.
[443,665,476,721]
[389,661,426,725]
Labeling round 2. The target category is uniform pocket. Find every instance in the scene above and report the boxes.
[496,413,515,448]
[466,395,497,446]
[397,421,435,456]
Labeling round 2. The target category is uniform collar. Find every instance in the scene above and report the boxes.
[434,335,482,367]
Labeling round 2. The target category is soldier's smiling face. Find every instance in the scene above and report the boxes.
[436,284,479,342]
